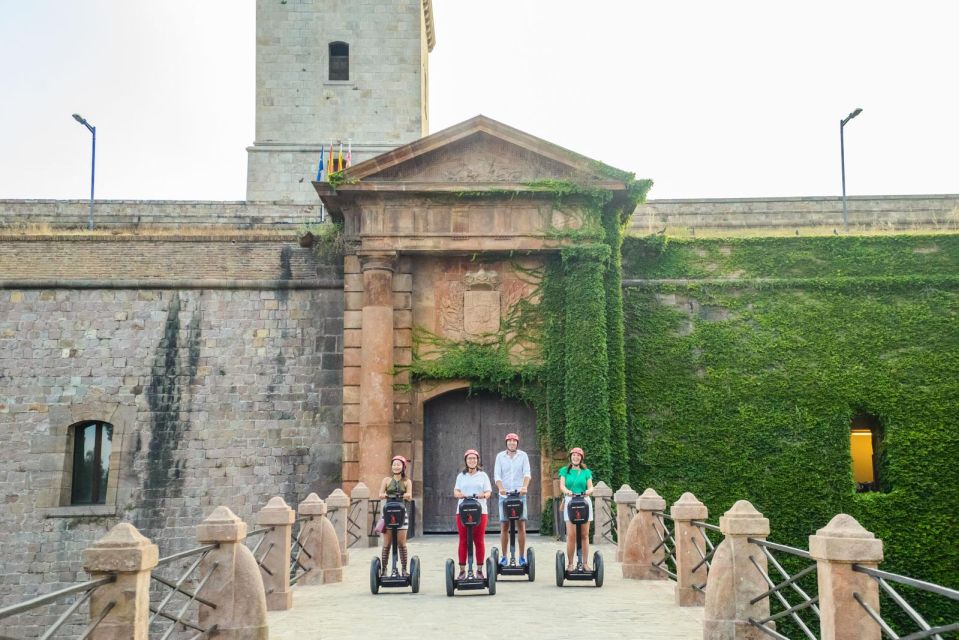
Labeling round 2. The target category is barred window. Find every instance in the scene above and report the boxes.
[71,421,113,505]
[329,42,349,81]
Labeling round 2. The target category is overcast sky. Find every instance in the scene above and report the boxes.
[1,1,956,201]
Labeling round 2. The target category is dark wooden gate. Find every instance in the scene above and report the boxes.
[422,389,540,533]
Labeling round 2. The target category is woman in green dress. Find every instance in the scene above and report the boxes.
[558,447,594,571]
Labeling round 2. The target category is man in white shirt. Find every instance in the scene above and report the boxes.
[493,432,532,566]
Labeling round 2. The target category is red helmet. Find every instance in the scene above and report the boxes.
[391,455,407,467]
[463,449,480,462]
[569,447,585,459]
[505,432,520,442]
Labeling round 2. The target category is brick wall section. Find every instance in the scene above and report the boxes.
[0,200,324,230]
[0,238,335,282]
[0,241,343,635]
[631,194,959,232]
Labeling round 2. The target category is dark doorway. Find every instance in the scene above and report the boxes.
[422,389,540,533]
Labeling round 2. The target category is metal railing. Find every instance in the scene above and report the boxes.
[0,575,116,640]
[288,515,315,586]
[245,526,275,589]
[149,544,220,640]
[652,512,679,580]
[746,538,821,640]
[691,520,720,592]
[598,495,617,544]
[852,564,959,640]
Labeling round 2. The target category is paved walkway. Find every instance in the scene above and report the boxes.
[268,535,703,639]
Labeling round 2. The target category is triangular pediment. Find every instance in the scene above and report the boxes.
[335,115,630,189]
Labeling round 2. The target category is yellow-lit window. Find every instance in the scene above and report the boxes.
[850,413,882,492]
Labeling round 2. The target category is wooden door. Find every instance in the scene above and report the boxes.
[422,389,540,533]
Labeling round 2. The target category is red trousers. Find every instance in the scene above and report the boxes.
[456,514,488,565]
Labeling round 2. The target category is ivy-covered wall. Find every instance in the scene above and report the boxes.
[621,234,959,597]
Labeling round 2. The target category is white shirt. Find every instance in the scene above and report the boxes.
[454,470,492,514]
[493,449,531,492]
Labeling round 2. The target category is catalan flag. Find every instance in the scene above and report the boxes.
[338,142,344,172]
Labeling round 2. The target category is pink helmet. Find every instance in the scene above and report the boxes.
[463,449,480,462]
[391,455,407,467]
[505,432,520,442]
[569,447,585,460]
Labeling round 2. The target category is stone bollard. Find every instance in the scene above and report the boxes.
[196,506,268,640]
[670,492,709,606]
[82,523,158,640]
[809,514,884,640]
[325,488,351,565]
[255,496,295,611]
[349,482,371,549]
[622,488,669,579]
[613,484,639,561]
[591,481,614,546]
[704,500,771,640]
[296,493,343,584]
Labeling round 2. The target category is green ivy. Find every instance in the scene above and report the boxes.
[622,234,959,626]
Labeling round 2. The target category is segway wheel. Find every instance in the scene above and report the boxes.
[370,557,381,595]
[445,558,455,597]
[594,551,604,588]
[526,547,535,582]
[555,550,565,587]
[491,547,500,574]
[410,556,421,594]
[485,557,496,596]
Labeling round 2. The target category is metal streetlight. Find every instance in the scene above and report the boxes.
[72,113,96,230]
[840,107,862,232]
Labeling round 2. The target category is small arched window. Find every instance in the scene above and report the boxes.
[71,421,113,505]
[850,413,883,492]
[329,42,349,81]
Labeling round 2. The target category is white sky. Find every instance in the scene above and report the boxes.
[1,1,956,201]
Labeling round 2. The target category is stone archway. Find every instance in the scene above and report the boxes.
[421,388,540,533]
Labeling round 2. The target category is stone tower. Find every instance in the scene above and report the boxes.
[246,0,435,203]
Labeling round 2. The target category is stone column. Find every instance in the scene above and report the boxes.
[297,493,343,584]
[82,523,158,640]
[670,492,709,606]
[704,500,771,640]
[358,252,397,492]
[591,481,614,545]
[622,488,669,579]
[613,484,639,561]
[197,506,268,640]
[255,496,295,611]
[349,482,371,548]
[325,488,351,565]
[809,514,884,640]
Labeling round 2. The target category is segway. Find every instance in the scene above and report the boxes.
[445,496,496,596]
[555,494,603,587]
[370,493,420,594]
[490,491,535,581]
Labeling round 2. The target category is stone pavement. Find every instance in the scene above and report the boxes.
[268,535,703,639]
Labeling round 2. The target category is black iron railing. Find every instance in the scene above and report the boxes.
[598,495,617,544]
[245,526,275,586]
[0,575,116,639]
[746,538,821,640]
[289,515,315,586]
[652,512,679,580]
[852,564,959,640]
[691,520,721,592]
[149,544,220,640]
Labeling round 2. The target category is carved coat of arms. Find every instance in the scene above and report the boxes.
[463,269,500,341]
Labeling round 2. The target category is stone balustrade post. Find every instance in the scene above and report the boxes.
[297,493,343,584]
[326,488,351,564]
[704,500,771,640]
[670,492,709,606]
[196,506,268,640]
[82,523,158,640]
[622,488,669,579]
[809,514,884,640]
[349,482,371,549]
[591,481,614,545]
[613,484,639,561]
[255,496,295,611]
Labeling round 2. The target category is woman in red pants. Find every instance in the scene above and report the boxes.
[453,449,492,580]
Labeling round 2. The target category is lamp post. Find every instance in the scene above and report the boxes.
[840,107,862,232]
[72,113,96,230]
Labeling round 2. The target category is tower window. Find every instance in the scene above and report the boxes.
[850,413,883,492]
[329,42,349,81]
[71,421,113,505]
